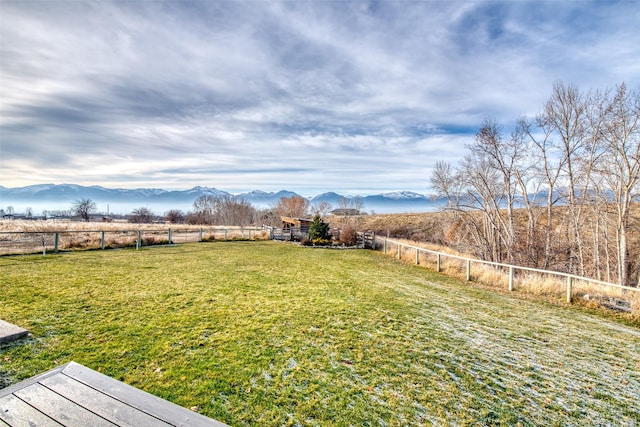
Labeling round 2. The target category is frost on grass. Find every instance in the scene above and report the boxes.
[1,244,638,426]
[373,275,640,426]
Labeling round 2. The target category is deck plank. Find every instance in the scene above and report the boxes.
[40,373,171,427]
[0,394,64,427]
[61,362,227,427]
[0,362,229,427]
[0,320,28,345]
[13,383,116,427]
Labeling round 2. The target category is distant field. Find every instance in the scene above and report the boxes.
[0,219,268,255]
[0,241,638,425]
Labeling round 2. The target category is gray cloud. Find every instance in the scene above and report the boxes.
[1,0,639,195]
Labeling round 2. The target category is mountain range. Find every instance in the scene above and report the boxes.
[0,184,443,215]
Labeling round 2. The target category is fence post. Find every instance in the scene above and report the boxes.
[225,229,228,241]
[54,232,59,253]
[136,230,141,250]
[466,259,471,281]
[168,228,172,244]
[383,238,387,254]
[437,253,441,272]
[416,248,419,265]
[566,276,573,303]
[199,228,203,242]
[101,231,105,250]
[397,244,401,260]
[508,266,514,291]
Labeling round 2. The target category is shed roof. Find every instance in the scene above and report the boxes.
[280,216,312,225]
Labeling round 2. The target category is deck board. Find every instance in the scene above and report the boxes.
[40,373,171,427]
[0,362,229,427]
[14,383,117,427]
[0,320,28,345]
[0,394,64,426]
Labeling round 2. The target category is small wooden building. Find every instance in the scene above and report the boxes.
[281,217,312,232]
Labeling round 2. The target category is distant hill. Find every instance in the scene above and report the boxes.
[0,184,443,215]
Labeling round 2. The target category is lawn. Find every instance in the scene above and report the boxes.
[0,241,638,426]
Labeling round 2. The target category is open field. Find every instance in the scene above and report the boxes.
[0,219,269,255]
[1,242,639,425]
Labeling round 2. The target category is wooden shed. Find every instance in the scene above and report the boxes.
[280,217,312,232]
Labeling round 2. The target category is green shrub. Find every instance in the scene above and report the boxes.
[308,215,330,241]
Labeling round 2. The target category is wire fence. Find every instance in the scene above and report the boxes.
[0,227,268,256]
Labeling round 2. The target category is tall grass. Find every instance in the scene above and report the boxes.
[381,237,640,318]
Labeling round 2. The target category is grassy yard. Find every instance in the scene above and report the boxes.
[0,241,638,426]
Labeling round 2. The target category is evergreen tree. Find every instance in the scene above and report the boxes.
[308,214,330,241]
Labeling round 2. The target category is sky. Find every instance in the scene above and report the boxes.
[1,0,639,197]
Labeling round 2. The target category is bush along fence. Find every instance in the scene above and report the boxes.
[371,236,640,310]
[0,227,267,256]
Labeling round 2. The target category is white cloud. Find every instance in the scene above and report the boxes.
[1,0,639,195]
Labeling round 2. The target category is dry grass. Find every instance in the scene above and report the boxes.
[0,220,269,255]
[376,237,640,319]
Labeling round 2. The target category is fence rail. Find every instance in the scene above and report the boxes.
[372,236,640,305]
[0,227,267,256]
[3,227,637,310]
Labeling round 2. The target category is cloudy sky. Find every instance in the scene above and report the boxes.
[1,1,639,196]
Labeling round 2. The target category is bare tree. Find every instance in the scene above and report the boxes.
[430,161,461,210]
[71,198,96,222]
[215,195,256,226]
[519,115,565,268]
[274,196,309,218]
[311,201,333,218]
[594,83,640,286]
[428,81,640,286]
[541,81,593,275]
[189,194,257,226]
[467,119,525,263]
[191,195,216,224]
[130,207,154,224]
[352,195,364,214]
[165,209,185,224]
[458,151,508,262]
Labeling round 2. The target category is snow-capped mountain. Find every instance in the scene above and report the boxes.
[379,191,426,200]
[0,184,442,215]
[236,190,300,204]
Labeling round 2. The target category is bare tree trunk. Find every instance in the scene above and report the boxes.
[595,84,640,286]
[542,81,592,275]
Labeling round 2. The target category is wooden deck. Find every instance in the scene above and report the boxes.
[0,361,228,426]
[0,320,28,345]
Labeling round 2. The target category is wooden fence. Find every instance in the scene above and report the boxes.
[3,227,637,310]
[0,227,266,256]
[372,236,640,307]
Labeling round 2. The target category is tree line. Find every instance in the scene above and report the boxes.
[430,82,640,286]
[61,194,363,230]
